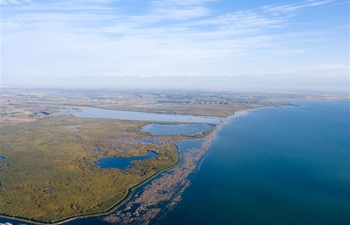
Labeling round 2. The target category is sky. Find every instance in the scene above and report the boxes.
[1,0,349,93]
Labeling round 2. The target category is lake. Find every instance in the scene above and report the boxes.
[152,101,350,225]
[72,108,223,124]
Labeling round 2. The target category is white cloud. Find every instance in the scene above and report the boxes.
[0,0,33,5]
[0,0,20,5]
[186,10,286,31]
[0,21,25,28]
[151,0,218,7]
[133,6,211,22]
[132,0,214,22]
[262,0,334,13]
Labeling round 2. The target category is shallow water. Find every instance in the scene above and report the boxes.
[97,151,158,170]
[142,124,214,136]
[72,108,223,123]
[177,139,205,154]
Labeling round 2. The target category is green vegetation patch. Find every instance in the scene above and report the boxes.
[0,116,185,222]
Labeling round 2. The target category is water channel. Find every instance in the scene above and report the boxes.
[71,108,223,124]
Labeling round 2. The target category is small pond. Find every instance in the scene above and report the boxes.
[97,151,158,170]
[142,124,214,136]
[72,108,223,124]
[0,156,4,161]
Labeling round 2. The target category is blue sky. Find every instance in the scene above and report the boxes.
[1,0,349,93]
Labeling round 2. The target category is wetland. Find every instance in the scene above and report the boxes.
[1,88,347,224]
[0,116,188,223]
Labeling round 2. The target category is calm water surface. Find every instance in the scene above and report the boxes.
[153,101,350,225]
[97,151,158,170]
[142,124,214,136]
[177,139,205,154]
[73,108,223,124]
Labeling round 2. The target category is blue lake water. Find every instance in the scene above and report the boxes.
[142,124,214,136]
[0,157,3,161]
[173,138,206,173]
[1,101,349,225]
[152,101,350,225]
[177,139,205,154]
[72,108,223,124]
[97,151,158,170]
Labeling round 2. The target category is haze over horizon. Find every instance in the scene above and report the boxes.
[1,0,349,94]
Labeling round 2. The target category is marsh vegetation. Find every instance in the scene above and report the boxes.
[0,116,190,222]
